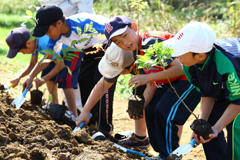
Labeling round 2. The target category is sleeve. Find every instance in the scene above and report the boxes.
[226,71,240,104]
[104,76,119,83]
[47,38,62,60]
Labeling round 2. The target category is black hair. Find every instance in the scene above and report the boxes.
[192,47,215,57]
[52,16,66,26]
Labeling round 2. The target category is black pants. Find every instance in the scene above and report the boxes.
[78,49,116,132]
[145,80,200,159]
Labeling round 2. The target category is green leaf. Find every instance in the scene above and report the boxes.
[64,58,74,61]
[66,47,71,52]
[48,94,53,102]
[29,34,36,41]
[55,54,63,62]
[26,10,33,17]
[71,40,78,47]
[89,28,98,33]
[67,53,79,58]
[66,66,72,76]
[84,23,89,33]
[40,56,49,65]
[89,21,93,30]
[69,48,83,52]
[77,27,82,35]
[40,49,55,55]
[62,48,67,58]
[77,38,88,43]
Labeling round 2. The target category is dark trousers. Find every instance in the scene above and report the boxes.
[145,80,201,159]
[202,97,232,160]
[78,51,116,132]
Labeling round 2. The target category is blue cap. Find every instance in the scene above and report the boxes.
[6,27,30,58]
[104,16,132,41]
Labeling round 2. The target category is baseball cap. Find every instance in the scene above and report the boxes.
[6,27,30,58]
[98,43,135,79]
[104,16,132,41]
[163,21,216,57]
[32,5,63,37]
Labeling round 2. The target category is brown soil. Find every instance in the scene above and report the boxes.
[190,119,213,140]
[0,93,150,160]
[0,62,207,160]
[128,95,144,118]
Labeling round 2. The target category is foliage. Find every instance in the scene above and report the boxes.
[115,74,134,99]
[40,21,99,76]
[0,0,39,15]
[1,0,240,99]
[136,41,173,69]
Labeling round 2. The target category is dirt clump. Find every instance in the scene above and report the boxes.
[128,95,145,118]
[190,119,213,140]
[0,93,147,160]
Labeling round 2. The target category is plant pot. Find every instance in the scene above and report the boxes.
[190,119,213,140]
[0,84,5,93]
[128,95,145,118]
[49,103,67,121]
[30,89,43,106]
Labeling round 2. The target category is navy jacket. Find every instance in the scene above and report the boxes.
[183,38,240,105]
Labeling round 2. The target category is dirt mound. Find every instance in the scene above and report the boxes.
[0,93,147,160]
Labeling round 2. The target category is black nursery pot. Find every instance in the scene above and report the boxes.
[30,89,43,105]
[49,103,67,121]
[128,95,145,118]
[190,119,213,140]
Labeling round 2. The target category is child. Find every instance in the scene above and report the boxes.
[164,21,240,160]
[30,5,116,132]
[5,27,60,105]
[78,16,201,155]
[76,42,150,148]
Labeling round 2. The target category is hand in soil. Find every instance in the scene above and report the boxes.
[127,95,145,119]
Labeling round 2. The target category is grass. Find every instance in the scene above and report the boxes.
[1,0,240,99]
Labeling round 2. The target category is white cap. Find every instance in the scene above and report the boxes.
[98,43,135,78]
[163,21,216,57]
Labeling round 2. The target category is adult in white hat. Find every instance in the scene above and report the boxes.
[164,21,240,160]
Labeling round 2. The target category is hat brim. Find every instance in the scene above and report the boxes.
[109,25,128,40]
[163,37,189,57]
[32,25,49,37]
[7,48,20,58]
[98,55,122,79]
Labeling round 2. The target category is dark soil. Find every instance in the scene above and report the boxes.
[30,89,43,106]
[0,93,149,160]
[190,119,213,140]
[128,95,145,118]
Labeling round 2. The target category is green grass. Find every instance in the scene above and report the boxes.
[0,0,240,99]
[0,13,31,28]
